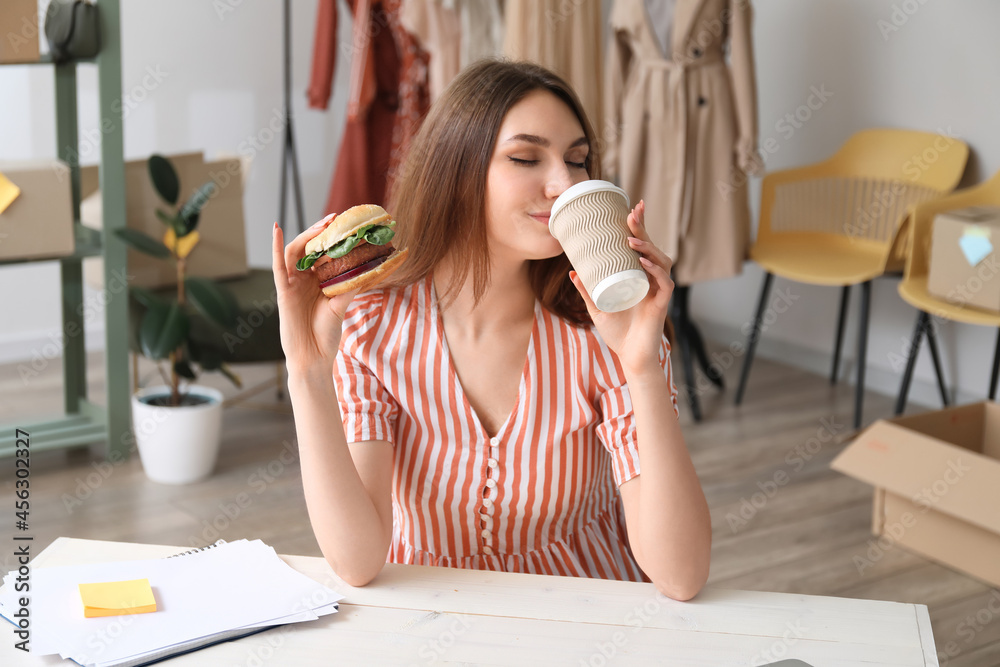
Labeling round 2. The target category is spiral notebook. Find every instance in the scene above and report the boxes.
[0,539,343,667]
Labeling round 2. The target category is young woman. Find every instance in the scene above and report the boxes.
[272,60,711,600]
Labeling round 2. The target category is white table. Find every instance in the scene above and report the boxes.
[2,537,938,666]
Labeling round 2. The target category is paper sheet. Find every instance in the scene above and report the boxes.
[0,540,343,666]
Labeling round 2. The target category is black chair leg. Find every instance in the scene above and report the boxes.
[923,314,950,407]
[735,272,775,406]
[854,281,872,430]
[672,286,702,422]
[895,311,928,415]
[687,319,725,389]
[831,285,851,384]
[990,328,1000,401]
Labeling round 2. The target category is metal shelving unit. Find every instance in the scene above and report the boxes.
[0,1,130,460]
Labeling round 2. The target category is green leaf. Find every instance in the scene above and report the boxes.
[296,251,322,271]
[149,154,180,206]
[325,235,360,259]
[131,287,168,310]
[363,225,395,246]
[174,359,197,380]
[156,208,183,234]
[113,228,171,259]
[178,182,217,235]
[185,277,238,329]
[191,342,223,371]
[139,302,189,360]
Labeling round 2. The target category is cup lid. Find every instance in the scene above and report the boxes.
[592,269,649,313]
[550,180,630,223]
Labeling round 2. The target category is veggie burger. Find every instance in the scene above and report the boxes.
[296,204,408,297]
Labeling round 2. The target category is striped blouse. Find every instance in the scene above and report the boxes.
[334,275,678,582]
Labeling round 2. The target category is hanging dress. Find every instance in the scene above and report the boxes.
[308,0,431,214]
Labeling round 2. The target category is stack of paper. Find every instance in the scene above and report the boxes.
[0,540,343,667]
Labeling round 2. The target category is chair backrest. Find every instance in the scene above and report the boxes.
[769,177,941,244]
[905,168,1000,282]
[759,129,969,248]
[826,128,968,187]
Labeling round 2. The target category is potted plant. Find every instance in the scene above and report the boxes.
[115,154,242,484]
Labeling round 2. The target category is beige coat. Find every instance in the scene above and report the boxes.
[503,0,604,135]
[606,0,761,284]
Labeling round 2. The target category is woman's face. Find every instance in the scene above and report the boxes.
[485,89,591,264]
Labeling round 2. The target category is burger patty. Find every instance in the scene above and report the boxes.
[314,241,395,283]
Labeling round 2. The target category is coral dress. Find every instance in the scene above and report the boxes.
[335,278,679,580]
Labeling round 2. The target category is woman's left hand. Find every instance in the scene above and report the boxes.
[570,200,674,375]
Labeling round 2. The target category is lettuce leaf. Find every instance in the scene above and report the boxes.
[296,221,396,271]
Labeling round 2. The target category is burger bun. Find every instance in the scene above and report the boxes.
[305,204,393,256]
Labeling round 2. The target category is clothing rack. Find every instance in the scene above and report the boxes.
[278,0,305,236]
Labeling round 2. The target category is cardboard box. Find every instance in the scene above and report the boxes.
[927,206,1000,312]
[0,0,40,64]
[831,402,1000,587]
[82,152,248,289]
[0,159,75,260]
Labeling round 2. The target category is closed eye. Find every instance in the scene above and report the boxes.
[509,157,538,166]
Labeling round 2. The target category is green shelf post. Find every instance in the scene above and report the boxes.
[0,0,130,461]
[95,0,131,461]
[55,62,85,417]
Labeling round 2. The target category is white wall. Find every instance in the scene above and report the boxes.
[2,0,998,409]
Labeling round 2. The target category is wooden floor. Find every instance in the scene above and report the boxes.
[2,347,998,666]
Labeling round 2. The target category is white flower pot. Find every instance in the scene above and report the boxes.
[131,385,224,484]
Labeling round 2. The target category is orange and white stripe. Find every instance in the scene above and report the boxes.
[335,276,678,582]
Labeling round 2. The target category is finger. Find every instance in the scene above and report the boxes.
[284,213,337,273]
[272,223,288,291]
[627,199,646,233]
[639,256,674,302]
[627,204,659,253]
[627,235,672,273]
[569,270,599,315]
[326,285,362,320]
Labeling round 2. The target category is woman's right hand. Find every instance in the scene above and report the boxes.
[271,217,360,375]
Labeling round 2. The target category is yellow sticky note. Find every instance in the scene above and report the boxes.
[0,172,20,215]
[79,578,157,618]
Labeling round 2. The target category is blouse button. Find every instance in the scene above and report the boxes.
[483,546,494,556]
[487,458,499,469]
[481,529,491,539]
[483,498,493,509]
[486,479,497,489]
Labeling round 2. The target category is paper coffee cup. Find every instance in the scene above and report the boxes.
[550,180,649,313]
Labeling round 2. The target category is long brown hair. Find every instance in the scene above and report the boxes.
[385,59,674,346]
[384,58,594,325]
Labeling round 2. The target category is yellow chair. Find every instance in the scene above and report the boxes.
[895,169,1000,413]
[735,129,969,429]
